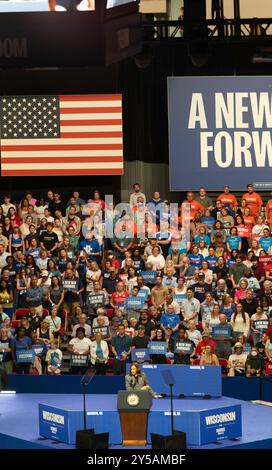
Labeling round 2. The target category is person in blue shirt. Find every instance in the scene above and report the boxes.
[226,227,242,252]
[11,327,32,374]
[194,225,210,246]
[259,228,272,253]
[201,209,215,233]
[79,235,101,262]
[205,246,218,272]
[160,305,180,338]
[226,249,238,269]
[188,245,204,268]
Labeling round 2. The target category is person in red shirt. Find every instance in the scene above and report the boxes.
[110,282,129,310]
[242,184,263,218]
[195,331,216,356]
[181,191,205,222]
[217,185,238,212]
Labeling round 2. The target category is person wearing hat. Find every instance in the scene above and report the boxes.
[192,272,212,304]
[227,342,248,376]
[196,331,216,356]
[132,325,150,350]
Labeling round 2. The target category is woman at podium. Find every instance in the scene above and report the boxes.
[125,363,161,398]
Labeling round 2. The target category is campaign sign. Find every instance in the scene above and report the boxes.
[149,341,167,355]
[174,341,193,354]
[139,271,157,284]
[125,296,145,310]
[39,404,69,443]
[212,325,231,339]
[173,294,186,306]
[87,293,105,307]
[137,289,148,301]
[70,354,89,367]
[16,348,34,362]
[32,344,45,357]
[131,348,150,362]
[62,279,78,292]
[168,76,272,190]
[253,319,269,333]
[199,405,242,445]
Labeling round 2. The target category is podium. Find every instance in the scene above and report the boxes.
[117,390,152,446]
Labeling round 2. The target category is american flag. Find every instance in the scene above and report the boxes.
[0,94,124,176]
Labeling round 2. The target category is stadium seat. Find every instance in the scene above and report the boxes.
[15,308,29,318]
[106,309,114,318]
[192,359,200,365]
[11,320,20,328]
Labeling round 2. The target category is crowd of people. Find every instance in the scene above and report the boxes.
[1,182,272,379]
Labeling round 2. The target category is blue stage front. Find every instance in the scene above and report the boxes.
[38,394,241,446]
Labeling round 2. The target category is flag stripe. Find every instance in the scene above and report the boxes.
[2,150,123,157]
[2,144,123,151]
[3,162,123,169]
[60,107,122,114]
[59,94,122,101]
[60,120,122,126]
[1,156,123,164]
[1,169,124,176]
[2,138,123,146]
[60,101,121,108]
[59,113,122,120]
[60,132,123,138]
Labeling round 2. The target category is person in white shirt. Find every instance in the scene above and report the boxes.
[90,332,109,375]
[46,339,63,374]
[129,183,146,208]
[147,246,165,271]
[68,327,91,373]
[92,308,110,328]
[1,195,16,217]
[71,314,92,338]
[227,342,248,376]
[187,320,202,345]
[181,287,200,326]
[0,244,9,270]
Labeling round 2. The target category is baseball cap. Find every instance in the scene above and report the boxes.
[42,270,49,277]
[234,342,243,349]
[198,272,205,277]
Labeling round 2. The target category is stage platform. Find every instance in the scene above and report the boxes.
[0,394,272,449]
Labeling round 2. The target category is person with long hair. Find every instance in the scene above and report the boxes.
[16,268,30,308]
[125,362,161,397]
[230,303,250,340]
[205,304,221,331]
[0,279,14,319]
[200,344,219,366]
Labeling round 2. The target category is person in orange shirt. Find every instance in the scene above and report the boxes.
[241,184,263,218]
[217,185,238,212]
[265,194,272,229]
[181,191,205,222]
[243,207,255,229]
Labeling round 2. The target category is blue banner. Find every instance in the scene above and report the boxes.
[32,344,45,357]
[63,279,78,292]
[16,349,34,363]
[149,341,167,355]
[173,294,186,306]
[131,348,150,362]
[212,325,231,339]
[137,289,148,301]
[199,405,242,445]
[139,271,157,284]
[168,76,272,190]
[70,354,89,367]
[87,293,105,307]
[125,297,145,310]
[39,405,69,443]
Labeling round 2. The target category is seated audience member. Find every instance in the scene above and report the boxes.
[200,344,219,366]
[186,319,202,346]
[245,346,262,377]
[172,327,195,364]
[195,331,216,356]
[90,331,109,375]
[227,342,248,376]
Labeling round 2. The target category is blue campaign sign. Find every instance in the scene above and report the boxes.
[39,404,70,443]
[137,289,148,301]
[87,293,105,307]
[212,325,231,339]
[139,271,157,284]
[131,348,150,362]
[253,319,269,333]
[32,344,45,357]
[16,348,34,363]
[149,341,167,355]
[125,296,145,310]
[199,405,242,445]
[168,76,272,190]
[173,294,186,306]
[174,341,193,354]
